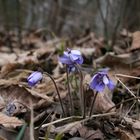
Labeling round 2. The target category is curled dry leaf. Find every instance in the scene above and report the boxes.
[0,112,24,128]
[0,83,53,116]
[93,92,115,113]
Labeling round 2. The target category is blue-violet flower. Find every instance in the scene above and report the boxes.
[89,68,115,92]
[59,48,83,65]
[27,71,43,86]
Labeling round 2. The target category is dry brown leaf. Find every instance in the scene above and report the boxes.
[130,31,140,51]
[78,126,104,140]
[116,128,136,140]
[95,52,140,75]
[0,135,7,140]
[0,113,24,128]
[0,53,17,67]
[93,92,115,113]
[0,83,52,116]
[124,117,140,138]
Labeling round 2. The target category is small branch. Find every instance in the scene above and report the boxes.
[115,74,140,80]
[115,76,140,103]
[41,112,116,128]
[106,97,140,113]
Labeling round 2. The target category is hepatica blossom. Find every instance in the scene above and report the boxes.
[89,68,115,92]
[59,48,83,65]
[27,71,43,86]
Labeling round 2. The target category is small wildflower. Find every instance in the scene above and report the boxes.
[59,48,83,65]
[67,65,76,73]
[89,68,115,92]
[27,71,43,87]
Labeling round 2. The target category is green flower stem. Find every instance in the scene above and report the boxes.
[89,91,98,117]
[74,64,85,118]
[66,66,74,116]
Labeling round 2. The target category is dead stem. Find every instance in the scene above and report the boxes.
[40,112,116,128]
[115,74,140,80]
[106,97,140,113]
[115,76,140,103]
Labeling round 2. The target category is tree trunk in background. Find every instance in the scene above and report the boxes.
[0,0,139,39]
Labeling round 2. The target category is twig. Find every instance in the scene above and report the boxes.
[115,76,140,103]
[41,112,116,128]
[33,110,47,123]
[115,74,140,80]
[106,97,140,113]
[124,101,136,117]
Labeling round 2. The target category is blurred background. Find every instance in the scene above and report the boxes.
[0,0,140,41]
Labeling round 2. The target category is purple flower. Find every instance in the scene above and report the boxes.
[89,68,115,92]
[68,65,76,73]
[27,71,43,86]
[59,48,83,65]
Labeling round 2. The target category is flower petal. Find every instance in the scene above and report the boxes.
[89,74,99,90]
[71,50,81,55]
[75,56,83,64]
[95,82,105,92]
[64,51,69,57]
[69,54,79,61]
[68,65,75,73]
[27,71,43,87]
[59,56,72,64]
[98,68,109,75]
[103,75,109,85]
[107,80,115,90]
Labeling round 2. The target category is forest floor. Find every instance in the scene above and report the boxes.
[0,29,140,140]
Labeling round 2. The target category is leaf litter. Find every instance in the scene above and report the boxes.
[0,29,140,139]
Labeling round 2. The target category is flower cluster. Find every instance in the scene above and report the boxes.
[89,68,115,92]
[27,49,115,93]
[27,71,43,87]
[59,48,83,72]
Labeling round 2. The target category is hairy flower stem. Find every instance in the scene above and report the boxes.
[66,66,74,116]
[44,72,66,117]
[89,91,98,117]
[74,64,85,118]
